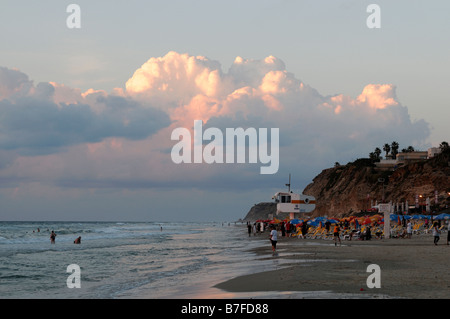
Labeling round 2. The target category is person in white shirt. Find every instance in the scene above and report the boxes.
[406,220,412,239]
[269,225,278,254]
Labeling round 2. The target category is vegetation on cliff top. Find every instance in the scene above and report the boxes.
[304,141,450,217]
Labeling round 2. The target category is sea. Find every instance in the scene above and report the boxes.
[0,221,285,299]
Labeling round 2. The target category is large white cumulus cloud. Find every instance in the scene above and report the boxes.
[0,52,430,193]
[126,52,429,166]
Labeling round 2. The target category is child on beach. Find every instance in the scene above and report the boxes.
[432,222,440,245]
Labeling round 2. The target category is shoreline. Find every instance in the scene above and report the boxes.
[213,232,450,299]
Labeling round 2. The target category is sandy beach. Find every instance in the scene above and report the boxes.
[214,232,450,299]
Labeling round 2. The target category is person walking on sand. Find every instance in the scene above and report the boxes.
[333,224,341,246]
[301,221,308,239]
[432,222,440,245]
[50,231,57,244]
[269,225,278,255]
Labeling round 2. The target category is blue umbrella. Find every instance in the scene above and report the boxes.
[434,213,450,220]
[307,220,320,227]
[390,214,399,221]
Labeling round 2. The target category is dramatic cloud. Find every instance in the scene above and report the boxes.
[0,68,171,155]
[0,52,431,202]
[123,52,430,187]
[126,51,429,150]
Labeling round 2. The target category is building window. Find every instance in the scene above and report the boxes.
[281,195,291,203]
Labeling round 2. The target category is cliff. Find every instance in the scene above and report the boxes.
[243,149,450,220]
[303,149,450,218]
[243,202,277,222]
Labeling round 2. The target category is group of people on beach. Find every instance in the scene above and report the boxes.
[395,218,449,245]
[247,217,450,253]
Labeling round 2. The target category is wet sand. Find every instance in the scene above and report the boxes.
[214,233,450,298]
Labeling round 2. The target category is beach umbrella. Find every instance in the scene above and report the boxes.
[307,220,320,227]
[328,219,339,224]
[363,217,372,225]
[434,213,450,220]
[290,219,301,224]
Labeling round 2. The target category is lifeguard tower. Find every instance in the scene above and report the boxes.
[272,174,316,219]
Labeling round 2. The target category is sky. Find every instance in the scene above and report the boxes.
[0,0,449,221]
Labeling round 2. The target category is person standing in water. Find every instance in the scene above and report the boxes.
[50,231,57,244]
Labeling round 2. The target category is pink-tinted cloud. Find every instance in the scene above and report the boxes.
[0,52,430,196]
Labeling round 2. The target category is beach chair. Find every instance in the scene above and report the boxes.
[424,225,434,234]
[320,228,329,239]
[413,223,421,234]
[311,227,320,238]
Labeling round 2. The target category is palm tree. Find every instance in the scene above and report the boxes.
[391,141,399,159]
[383,144,390,157]
[374,147,382,160]
[402,146,415,153]
[440,141,449,151]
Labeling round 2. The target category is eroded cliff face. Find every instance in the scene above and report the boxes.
[243,202,277,221]
[303,151,450,218]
